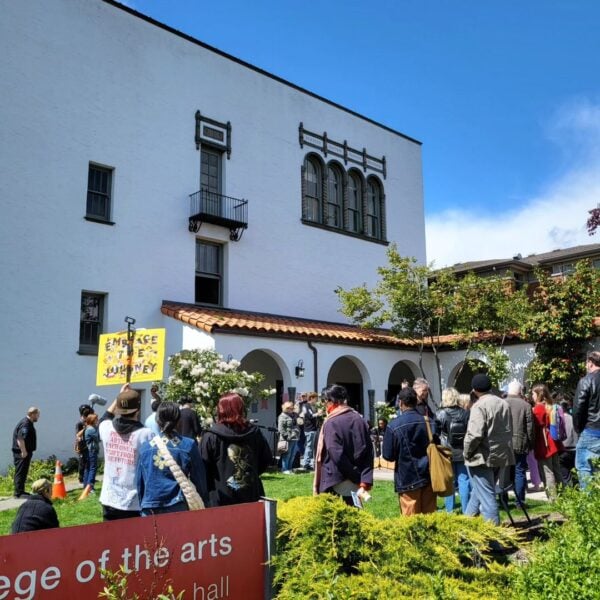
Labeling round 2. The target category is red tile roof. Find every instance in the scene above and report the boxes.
[161,301,598,348]
[161,301,417,348]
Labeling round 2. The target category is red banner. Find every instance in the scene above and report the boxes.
[0,502,265,599]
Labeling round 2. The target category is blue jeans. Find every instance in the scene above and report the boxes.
[465,465,499,525]
[302,431,317,468]
[513,452,529,503]
[575,429,600,489]
[443,461,471,513]
[281,440,298,472]
[84,451,98,489]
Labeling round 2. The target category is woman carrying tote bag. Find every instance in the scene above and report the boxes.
[137,402,208,515]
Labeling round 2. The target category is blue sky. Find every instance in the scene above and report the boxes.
[120,0,600,266]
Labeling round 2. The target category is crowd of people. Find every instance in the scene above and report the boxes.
[9,349,600,532]
[276,351,600,520]
[276,392,324,474]
[10,386,274,532]
[378,350,600,521]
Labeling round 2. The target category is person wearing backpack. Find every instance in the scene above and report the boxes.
[531,384,565,501]
[75,404,93,486]
[435,387,471,513]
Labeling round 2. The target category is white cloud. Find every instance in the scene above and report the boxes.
[426,99,600,268]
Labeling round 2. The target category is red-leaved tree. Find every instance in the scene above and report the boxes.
[587,206,600,235]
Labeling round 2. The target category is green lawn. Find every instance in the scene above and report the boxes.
[263,470,554,520]
[0,470,554,536]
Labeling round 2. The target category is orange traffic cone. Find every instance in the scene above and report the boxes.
[51,460,67,500]
[78,484,92,501]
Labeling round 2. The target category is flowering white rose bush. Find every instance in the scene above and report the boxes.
[159,349,271,421]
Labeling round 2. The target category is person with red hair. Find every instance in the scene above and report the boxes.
[200,393,273,507]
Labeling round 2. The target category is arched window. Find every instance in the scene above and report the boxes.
[347,171,363,233]
[326,164,343,228]
[366,177,383,239]
[303,155,322,223]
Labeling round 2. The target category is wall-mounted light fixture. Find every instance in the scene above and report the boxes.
[295,359,305,378]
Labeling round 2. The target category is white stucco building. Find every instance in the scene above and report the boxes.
[0,0,536,467]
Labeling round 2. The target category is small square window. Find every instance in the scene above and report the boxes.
[79,292,105,354]
[86,164,113,222]
[195,241,222,305]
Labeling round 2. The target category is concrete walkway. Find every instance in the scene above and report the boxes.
[0,478,96,512]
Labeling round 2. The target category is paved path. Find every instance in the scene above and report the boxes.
[0,478,96,512]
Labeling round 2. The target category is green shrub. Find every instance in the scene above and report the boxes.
[274,495,519,599]
[0,456,58,495]
[511,477,600,599]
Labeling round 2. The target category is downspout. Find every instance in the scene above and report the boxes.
[307,340,318,392]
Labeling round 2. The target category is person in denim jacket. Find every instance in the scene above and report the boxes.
[383,387,436,516]
[137,402,208,515]
[83,413,100,491]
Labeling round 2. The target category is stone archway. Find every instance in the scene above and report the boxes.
[239,349,287,450]
[387,360,419,405]
[326,355,369,414]
[451,359,488,393]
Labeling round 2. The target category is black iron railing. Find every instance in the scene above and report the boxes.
[189,189,248,241]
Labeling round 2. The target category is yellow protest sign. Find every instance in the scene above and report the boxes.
[96,328,165,386]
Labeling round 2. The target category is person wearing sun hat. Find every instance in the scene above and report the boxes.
[463,374,514,525]
[98,384,154,521]
[11,479,59,533]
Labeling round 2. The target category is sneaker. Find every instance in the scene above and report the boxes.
[282,470,293,475]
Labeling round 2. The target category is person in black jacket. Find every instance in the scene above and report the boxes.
[201,393,272,507]
[11,407,40,498]
[11,479,59,533]
[573,350,600,489]
[435,387,471,513]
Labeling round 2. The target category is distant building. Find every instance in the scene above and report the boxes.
[446,243,600,292]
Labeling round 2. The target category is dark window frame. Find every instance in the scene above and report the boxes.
[302,154,323,224]
[86,164,114,224]
[301,154,386,243]
[346,170,363,234]
[200,146,223,195]
[195,239,223,306]
[326,163,343,228]
[366,176,384,240]
[78,291,106,355]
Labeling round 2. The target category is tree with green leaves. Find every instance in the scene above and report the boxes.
[449,271,530,387]
[336,245,530,399]
[521,259,600,392]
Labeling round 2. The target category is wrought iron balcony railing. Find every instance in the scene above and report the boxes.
[189,189,248,241]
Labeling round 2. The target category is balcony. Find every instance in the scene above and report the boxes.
[188,189,248,241]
